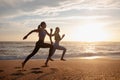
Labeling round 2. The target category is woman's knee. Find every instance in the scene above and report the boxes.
[50,44,54,49]
[63,48,66,52]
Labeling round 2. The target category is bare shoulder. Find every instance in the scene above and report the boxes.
[38,28,43,31]
[32,29,39,32]
[44,29,48,32]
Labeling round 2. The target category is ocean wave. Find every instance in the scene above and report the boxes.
[0,42,120,60]
[0,52,120,60]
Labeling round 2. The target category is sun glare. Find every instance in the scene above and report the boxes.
[81,56,101,60]
[74,22,109,42]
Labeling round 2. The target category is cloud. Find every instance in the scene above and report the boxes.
[0,0,63,18]
[0,0,120,18]
[27,0,120,18]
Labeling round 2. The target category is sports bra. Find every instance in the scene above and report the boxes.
[38,29,46,40]
[55,33,61,41]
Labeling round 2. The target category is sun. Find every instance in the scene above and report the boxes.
[74,22,109,42]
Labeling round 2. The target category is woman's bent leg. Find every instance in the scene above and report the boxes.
[39,43,57,66]
[57,46,66,60]
[41,43,54,66]
[61,48,66,60]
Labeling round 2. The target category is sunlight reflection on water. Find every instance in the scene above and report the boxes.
[84,44,96,53]
[80,56,103,59]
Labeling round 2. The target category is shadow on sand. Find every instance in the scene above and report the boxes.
[3,66,59,80]
[36,68,59,80]
[0,70,4,73]
[10,66,43,80]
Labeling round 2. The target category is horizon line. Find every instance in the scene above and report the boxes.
[0,41,120,43]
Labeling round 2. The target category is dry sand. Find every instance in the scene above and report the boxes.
[0,59,120,80]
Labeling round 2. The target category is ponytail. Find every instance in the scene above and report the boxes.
[38,21,46,29]
[38,25,41,29]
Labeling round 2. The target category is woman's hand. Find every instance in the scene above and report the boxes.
[50,28,53,36]
[23,35,27,40]
[50,28,53,33]
[62,34,65,38]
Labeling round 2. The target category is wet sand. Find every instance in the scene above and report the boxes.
[0,59,120,80]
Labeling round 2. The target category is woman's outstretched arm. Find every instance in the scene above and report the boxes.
[23,29,39,40]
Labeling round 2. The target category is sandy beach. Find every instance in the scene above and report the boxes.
[0,59,120,80]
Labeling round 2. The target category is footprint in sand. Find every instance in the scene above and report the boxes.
[0,76,5,80]
[14,66,27,72]
[36,68,59,80]
[0,70,4,73]
[11,72,24,76]
[31,71,43,74]
[50,68,59,72]
[17,69,26,72]
[30,68,43,74]
[14,67,21,69]
[31,68,40,70]
[10,71,25,80]
[10,67,43,80]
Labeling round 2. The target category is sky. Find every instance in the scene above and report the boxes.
[0,0,120,42]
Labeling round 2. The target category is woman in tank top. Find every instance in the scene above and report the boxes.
[51,27,66,61]
[22,21,54,68]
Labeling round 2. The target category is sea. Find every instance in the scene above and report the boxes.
[0,41,120,60]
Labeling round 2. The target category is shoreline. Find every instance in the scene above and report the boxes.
[0,56,120,60]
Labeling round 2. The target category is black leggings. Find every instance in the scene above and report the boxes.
[23,40,53,65]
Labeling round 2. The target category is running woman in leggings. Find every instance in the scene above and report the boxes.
[51,27,66,61]
[22,21,53,68]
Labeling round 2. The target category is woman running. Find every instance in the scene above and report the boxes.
[51,27,66,60]
[22,21,53,68]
